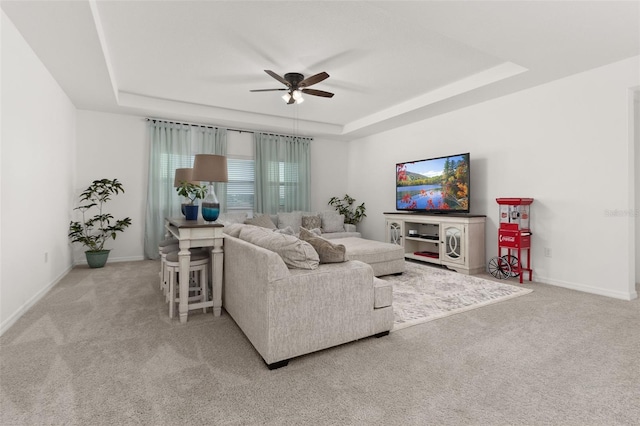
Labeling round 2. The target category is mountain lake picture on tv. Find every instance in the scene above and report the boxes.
[396,152,470,213]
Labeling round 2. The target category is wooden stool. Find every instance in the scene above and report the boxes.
[159,243,179,294]
[158,238,178,290]
[165,250,210,319]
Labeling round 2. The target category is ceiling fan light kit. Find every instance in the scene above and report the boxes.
[251,70,334,104]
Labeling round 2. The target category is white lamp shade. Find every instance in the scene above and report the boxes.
[192,154,228,183]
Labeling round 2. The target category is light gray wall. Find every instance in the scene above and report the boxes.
[1,11,76,332]
[347,56,639,300]
[74,111,148,264]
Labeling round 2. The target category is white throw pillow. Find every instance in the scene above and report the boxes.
[321,213,345,233]
[277,211,303,234]
[239,225,319,270]
[216,212,248,226]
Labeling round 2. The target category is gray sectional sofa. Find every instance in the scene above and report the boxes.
[223,224,394,369]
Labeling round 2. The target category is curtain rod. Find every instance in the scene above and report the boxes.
[145,117,253,134]
[145,117,313,140]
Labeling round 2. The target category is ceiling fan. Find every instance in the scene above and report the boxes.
[250,70,335,104]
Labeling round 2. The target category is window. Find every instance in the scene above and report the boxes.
[226,157,255,211]
[225,157,299,212]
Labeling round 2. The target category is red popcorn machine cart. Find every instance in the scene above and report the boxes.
[487,198,534,283]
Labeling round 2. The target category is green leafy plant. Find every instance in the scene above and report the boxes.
[176,181,207,204]
[328,194,367,225]
[68,179,132,252]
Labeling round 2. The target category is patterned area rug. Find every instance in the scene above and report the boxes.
[380,261,533,331]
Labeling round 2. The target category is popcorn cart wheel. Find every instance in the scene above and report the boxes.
[501,254,521,277]
[487,256,512,280]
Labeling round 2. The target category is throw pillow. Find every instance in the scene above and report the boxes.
[244,214,277,229]
[321,213,345,233]
[307,227,322,236]
[239,225,319,270]
[216,212,248,226]
[273,226,294,235]
[223,222,245,238]
[299,227,346,264]
[302,214,321,230]
[277,211,303,233]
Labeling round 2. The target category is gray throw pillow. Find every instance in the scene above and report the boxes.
[244,214,277,229]
[299,227,346,264]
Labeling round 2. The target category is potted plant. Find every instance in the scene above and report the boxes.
[68,178,132,268]
[328,194,367,225]
[176,181,207,220]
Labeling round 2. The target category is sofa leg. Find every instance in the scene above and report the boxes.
[266,359,289,370]
[374,331,390,338]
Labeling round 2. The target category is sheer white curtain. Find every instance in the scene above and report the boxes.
[254,132,311,214]
[144,120,227,259]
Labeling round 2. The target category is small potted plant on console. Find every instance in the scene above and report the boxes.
[68,178,132,268]
[176,181,207,220]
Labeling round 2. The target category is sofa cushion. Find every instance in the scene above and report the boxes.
[277,211,303,233]
[321,213,345,233]
[302,214,321,230]
[299,227,346,264]
[245,214,277,229]
[239,225,319,270]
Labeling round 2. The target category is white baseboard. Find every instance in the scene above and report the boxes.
[0,265,72,336]
[535,275,638,301]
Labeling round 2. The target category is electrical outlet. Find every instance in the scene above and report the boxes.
[44,252,49,263]
[544,247,552,258]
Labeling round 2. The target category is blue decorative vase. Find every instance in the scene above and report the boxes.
[184,204,199,220]
[201,202,220,222]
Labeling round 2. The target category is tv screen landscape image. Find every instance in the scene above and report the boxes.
[396,152,470,213]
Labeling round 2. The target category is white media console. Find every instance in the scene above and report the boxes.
[384,212,486,275]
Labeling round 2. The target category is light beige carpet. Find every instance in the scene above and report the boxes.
[2,260,639,425]
[381,261,533,331]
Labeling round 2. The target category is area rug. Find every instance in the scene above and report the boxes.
[380,261,533,331]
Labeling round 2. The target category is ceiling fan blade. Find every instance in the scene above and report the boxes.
[264,70,291,87]
[302,88,334,98]
[250,88,287,92]
[299,71,329,88]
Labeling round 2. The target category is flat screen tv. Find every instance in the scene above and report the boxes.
[396,152,470,213]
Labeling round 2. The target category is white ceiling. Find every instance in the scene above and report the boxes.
[3,0,639,139]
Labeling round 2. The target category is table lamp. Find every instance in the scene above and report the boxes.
[192,154,228,222]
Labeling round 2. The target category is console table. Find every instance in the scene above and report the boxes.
[165,218,224,323]
[384,212,486,275]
